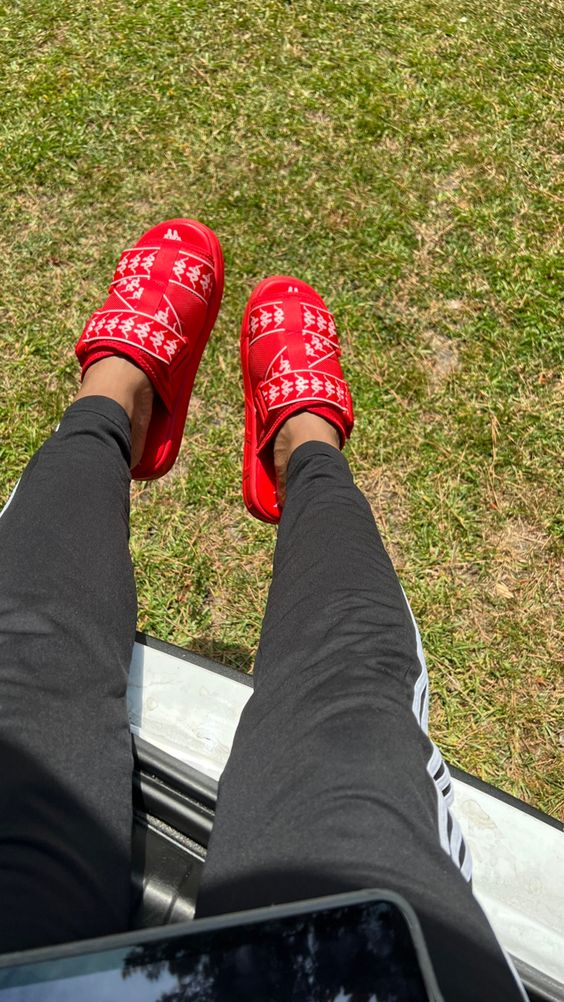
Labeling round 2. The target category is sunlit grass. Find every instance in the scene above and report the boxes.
[1,0,561,816]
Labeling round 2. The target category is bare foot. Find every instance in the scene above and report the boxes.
[75,357,154,468]
[273,411,340,506]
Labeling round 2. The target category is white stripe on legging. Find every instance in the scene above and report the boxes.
[404,591,529,999]
[402,588,472,882]
[0,479,20,521]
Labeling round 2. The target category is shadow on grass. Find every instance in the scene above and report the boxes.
[189,636,255,674]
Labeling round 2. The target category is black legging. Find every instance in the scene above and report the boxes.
[0,397,525,1000]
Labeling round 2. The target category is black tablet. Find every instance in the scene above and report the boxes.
[0,890,443,1001]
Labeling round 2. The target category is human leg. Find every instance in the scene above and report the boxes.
[197,281,526,1001]
[0,218,224,952]
[0,393,138,951]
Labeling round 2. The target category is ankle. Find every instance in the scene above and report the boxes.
[273,411,340,505]
[75,356,154,468]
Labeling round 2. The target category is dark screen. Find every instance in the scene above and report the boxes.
[0,899,432,1001]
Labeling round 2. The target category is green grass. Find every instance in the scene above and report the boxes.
[1,0,562,817]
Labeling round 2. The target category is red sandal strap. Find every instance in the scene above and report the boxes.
[255,369,354,427]
[265,329,342,382]
[82,310,184,367]
[111,246,215,306]
[249,299,339,346]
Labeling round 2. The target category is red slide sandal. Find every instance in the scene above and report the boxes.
[76,218,224,480]
[240,275,354,523]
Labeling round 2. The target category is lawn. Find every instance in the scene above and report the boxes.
[0,0,562,817]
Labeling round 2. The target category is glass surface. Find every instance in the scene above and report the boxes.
[0,900,431,1001]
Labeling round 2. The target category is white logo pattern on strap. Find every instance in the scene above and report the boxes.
[268,328,340,380]
[112,248,214,306]
[249,300,285,341]
[258,369,352,420]
[249,300,338,347]
[83,310,182,365]
[249,296,353,430]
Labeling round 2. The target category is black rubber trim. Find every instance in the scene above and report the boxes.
[135,631,253,687]
[132,772,213,848]
[133,734,218,809]
[132,738,215,849]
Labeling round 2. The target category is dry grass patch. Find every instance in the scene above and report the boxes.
[420,331,461,392]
